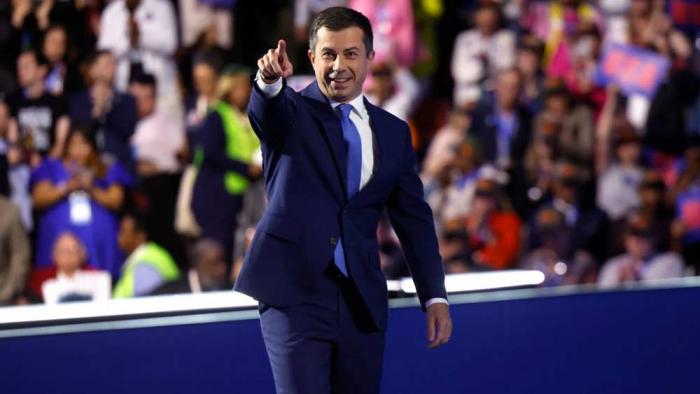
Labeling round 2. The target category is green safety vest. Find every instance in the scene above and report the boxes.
[195,101,260,195]
[113,242,180,298]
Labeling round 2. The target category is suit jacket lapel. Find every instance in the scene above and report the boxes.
[301,82,348,199]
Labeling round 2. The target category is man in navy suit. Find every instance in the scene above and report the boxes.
[234,7,452,393]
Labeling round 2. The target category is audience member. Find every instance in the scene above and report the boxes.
[129,72,187,269]
[113,212,180,298]
[521,207,597,286]
[451,1,516,107]
[426,140,484,230]
[533,86,594,166]
[350,0,416,67]
[98,0,180,115]
[365,61,419,122]
[42,24,80,96]
[184,51,223,143]
[153,238,230,294]
[531,160,609,263]
[39,232,112,304]
[26,232,110,303]
[7,48,70,160]
[597,122,644,222]
[522,0,601,67]
[0,196,30,304]
[68,50,139,168]
[671,139,700,273]
[421,109,469,185]
[130,73,184,178]
[442,176,522,272]
[599,213,685,287]
[179,0,233,50]
[467,69,532,170]
[31,126,129,277]
[516,38,546,114]
[638,169,674,253]
[191,66,261,259]
[175,52,224,239]
[521,117,562,215]
[0,100,11,196]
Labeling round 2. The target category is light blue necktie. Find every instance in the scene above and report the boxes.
[333,103,362,276]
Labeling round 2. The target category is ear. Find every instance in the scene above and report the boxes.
[307,49,315,66]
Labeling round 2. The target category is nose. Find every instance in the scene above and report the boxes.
[332,56,344,71]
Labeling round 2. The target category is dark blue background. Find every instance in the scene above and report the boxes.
[2,286,699,394]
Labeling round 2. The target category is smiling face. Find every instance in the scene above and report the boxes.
[308,26,374,103]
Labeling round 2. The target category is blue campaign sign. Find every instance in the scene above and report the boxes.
[595,44,671,98]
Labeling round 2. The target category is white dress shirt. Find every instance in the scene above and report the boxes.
[598,252,685,288]
[98,0,181,115]
[256,75,447,308]
[131,110,185,173]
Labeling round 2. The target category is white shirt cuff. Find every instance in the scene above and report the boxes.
[425,297,449,308]
[255,71,283,97]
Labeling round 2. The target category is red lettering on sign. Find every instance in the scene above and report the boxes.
[637,63,658,90]
[603,50,625,76]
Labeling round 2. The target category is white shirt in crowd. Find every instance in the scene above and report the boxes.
[256,74,448,308]
[598,252,685,288]
[451,28,516,105]
[131,111,185,174]
[98,0,181,114]
[42,270,112,304]
[179,0,232,48]
[597,164,643,221]
[366,67,420,122]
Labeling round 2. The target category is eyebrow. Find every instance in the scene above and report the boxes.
[320,47,361,53]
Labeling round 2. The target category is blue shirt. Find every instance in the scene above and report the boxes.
[31,159,132,277]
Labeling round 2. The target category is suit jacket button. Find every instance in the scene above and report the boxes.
[329,237,337,246]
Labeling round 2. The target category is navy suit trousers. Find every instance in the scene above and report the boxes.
[259,264,386,394]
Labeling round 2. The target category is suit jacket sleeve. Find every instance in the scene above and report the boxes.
[247,77,295,145]
[386,124,447,310]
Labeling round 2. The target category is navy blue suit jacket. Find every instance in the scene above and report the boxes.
[233,80,446,330]
[68,90,138,169]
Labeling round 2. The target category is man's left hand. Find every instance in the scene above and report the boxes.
[426,302,452,349]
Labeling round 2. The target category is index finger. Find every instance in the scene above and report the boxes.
[276,39,287,56]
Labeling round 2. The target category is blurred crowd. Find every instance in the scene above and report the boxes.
[1,0,699,305]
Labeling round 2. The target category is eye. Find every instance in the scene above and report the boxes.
[322,52,335,60]
[345,52,358,59]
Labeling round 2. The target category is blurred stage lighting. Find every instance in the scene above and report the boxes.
[400,270,546,294]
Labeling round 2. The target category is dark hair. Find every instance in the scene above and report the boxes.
[123,211,150,238]
[130,72,157,91]
[86,49,112,66]
[309,7,373,56]
[44,24,68,41]
[193,50,224,74]
[475,1,505,28]
[63,124,107,178]
[19,48,49,68]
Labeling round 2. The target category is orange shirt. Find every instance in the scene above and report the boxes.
[468,212,522,270]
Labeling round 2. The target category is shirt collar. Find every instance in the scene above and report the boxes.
[330,94,368,120]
